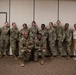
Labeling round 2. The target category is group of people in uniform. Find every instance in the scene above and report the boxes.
[0,20,76,67]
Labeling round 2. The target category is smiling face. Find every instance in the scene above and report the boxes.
[49,22,53,28]
[65,23,69,29]
[41,24,45,30]
[4,22,9,27]
[24,32,28,38]
[12,22,16,28]
[23,23,27,29]
[57,20,61,26]
[37,33,42,40]
[32,21,36,27]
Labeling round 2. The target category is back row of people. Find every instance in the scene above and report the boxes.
[0,20,76,66]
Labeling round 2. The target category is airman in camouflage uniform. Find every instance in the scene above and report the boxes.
[0,22,10,57]
[19,23,29,56]
[64,23,72,59]
[55,20,65,56]
[39,24,48,42]
[29,21,38,39]
[19,32,34,67]
[10,22,19,59]
[19,23,29,39]
[47,22,56,58]
[34,33,46,65]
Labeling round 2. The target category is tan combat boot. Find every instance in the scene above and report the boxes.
[49,56,54,60]
[65,56,70,60]
[40,59,45,65]
[5,55,8,58]
[12,55,18,61]
[0,55,3,58]
[57,55,62,59]
[20,60,25,67]
[20,58,25,67]
[20,63,25,67]
[14,56,19,61]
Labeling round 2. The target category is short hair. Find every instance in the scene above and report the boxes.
[49,22,53,25]
[74,23,76,27]
[12,22,16,25]
[5,22,8,23]
[32,21,36,24]
[41,24,45,27]
[65,23,69,26]
[23,23,27,26]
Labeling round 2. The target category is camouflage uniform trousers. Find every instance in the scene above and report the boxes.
[1,38,9,56]
[56,40,63,55]
[65,40,71,56]
[20,48,32,62]
[34,48,46,61]
[49,40,56,56]
[10,38,18,57]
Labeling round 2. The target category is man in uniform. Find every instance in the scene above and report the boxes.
[39,24,48,42]
[34,33,46,65]
[1,22,10,57]
[29,21,39,60]
[19,32,34,67]
[55,20,65,57]
[47,22,56,58]
[29,21,38,39]
[19,23,28,39]
[64,23,72,59]
[19,23,29,56]
[10,22,19,59]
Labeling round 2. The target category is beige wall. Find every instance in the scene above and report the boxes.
[0,0,76,29]
[35,0,58,28]
[0,0,9,26]
[59,1,76,28]
[10,0,33,29]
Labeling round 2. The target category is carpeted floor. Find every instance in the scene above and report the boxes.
[0,56,76,75]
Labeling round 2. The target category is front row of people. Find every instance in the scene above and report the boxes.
[0,20,76,67]
[19,32,46,66]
